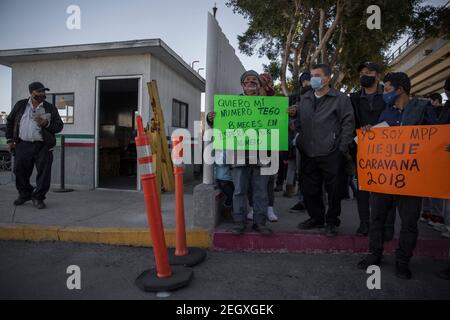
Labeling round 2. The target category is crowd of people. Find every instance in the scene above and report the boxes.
[208,64,450,281]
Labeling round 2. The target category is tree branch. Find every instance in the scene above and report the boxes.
[310,0,344,65]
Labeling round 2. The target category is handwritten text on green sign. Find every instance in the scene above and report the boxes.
[213,95,288,151]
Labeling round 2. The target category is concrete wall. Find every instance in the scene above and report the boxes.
[391,38,448,73]
[150,55,202,180]
[205,12,246,99]
[203,12,246,185]
[51,146,94,188]
[193,13,247,231]
[150,55,201,136]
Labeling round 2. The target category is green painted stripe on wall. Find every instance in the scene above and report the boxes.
[0,135,94,146]
[56,134,95,139]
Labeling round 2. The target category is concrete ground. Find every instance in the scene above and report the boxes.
[217,192,446,240]
[0,172,195,229]
[0,241,449,300]
[0,170,446,240]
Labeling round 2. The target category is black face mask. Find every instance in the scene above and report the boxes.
[360,75,376,88]
[33,94,46,103]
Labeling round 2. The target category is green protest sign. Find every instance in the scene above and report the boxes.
[213,95,289,151]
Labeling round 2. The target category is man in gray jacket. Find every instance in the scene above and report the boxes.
[296,64,355,236]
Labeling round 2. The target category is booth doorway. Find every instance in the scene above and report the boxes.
[95,76,142,190]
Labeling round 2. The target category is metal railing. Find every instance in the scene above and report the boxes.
[387,1,450,65]
[387,37,418,64]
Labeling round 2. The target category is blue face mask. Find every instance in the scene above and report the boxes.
[383,90,399,105]
[310,77,323,90]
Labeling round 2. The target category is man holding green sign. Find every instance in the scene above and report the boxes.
[207,70,288,235]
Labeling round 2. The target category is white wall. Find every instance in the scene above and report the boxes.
[392,38,448,73]
[203,12,247,184]
[11,54,152,135]
[205,12,246,102]
[150,54,202,136]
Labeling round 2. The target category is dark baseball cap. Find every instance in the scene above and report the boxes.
[299,71,311,82]
[358,61,382,73]
[29,82,50,93]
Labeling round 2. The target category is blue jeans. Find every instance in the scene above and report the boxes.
[231,166,269,225]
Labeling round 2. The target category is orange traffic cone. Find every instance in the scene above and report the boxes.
[168,136,206,267]
[134,115,193,292]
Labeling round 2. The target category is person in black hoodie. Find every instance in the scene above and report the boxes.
[435,76,450,124]
[288,72,312,212]
[357,72,437,280]
[6,82,64,209]
[436,76,450,281]
[350,62,396,238]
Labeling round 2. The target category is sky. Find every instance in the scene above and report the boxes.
[0,0,270,113]
[0,0,447,113]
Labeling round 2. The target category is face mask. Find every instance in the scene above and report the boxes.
[243,82,260,96]
[360,75,376,88]
[310,77,323,90]
[33,94,46,103]
[383,90,399,105]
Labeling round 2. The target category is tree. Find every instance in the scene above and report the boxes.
[227,0,445,94]
[409,3,450,40]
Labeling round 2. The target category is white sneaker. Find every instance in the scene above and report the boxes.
[267,206,278,222]
[433,224,448,233]
[247,207,254,221]
[442,231,450,239]
[429,221,445,228]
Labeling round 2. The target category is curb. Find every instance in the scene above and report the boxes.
[0,224,211,248]
[2,224,448,259]
[213,231,450,259]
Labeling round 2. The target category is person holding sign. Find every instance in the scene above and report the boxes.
[357,72,437,280]
[295,64,355,237]
[207,70,274,235]
[435,76,450,281]
[247,72,280,222]
[288,72,312,213]
[350,62,396,238]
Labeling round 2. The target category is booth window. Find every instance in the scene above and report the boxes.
[172,99,188,128]
[46,93,75,124]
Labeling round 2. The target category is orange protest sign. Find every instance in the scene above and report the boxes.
[357,125,450,199]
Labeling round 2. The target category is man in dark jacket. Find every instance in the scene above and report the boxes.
[357,72,437,280]
[436,76,450,125]
[6,82,64,209]
[295,64,355,237]
[350,62,397,237]
[288,72,312,212]
[436,76,450,281]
